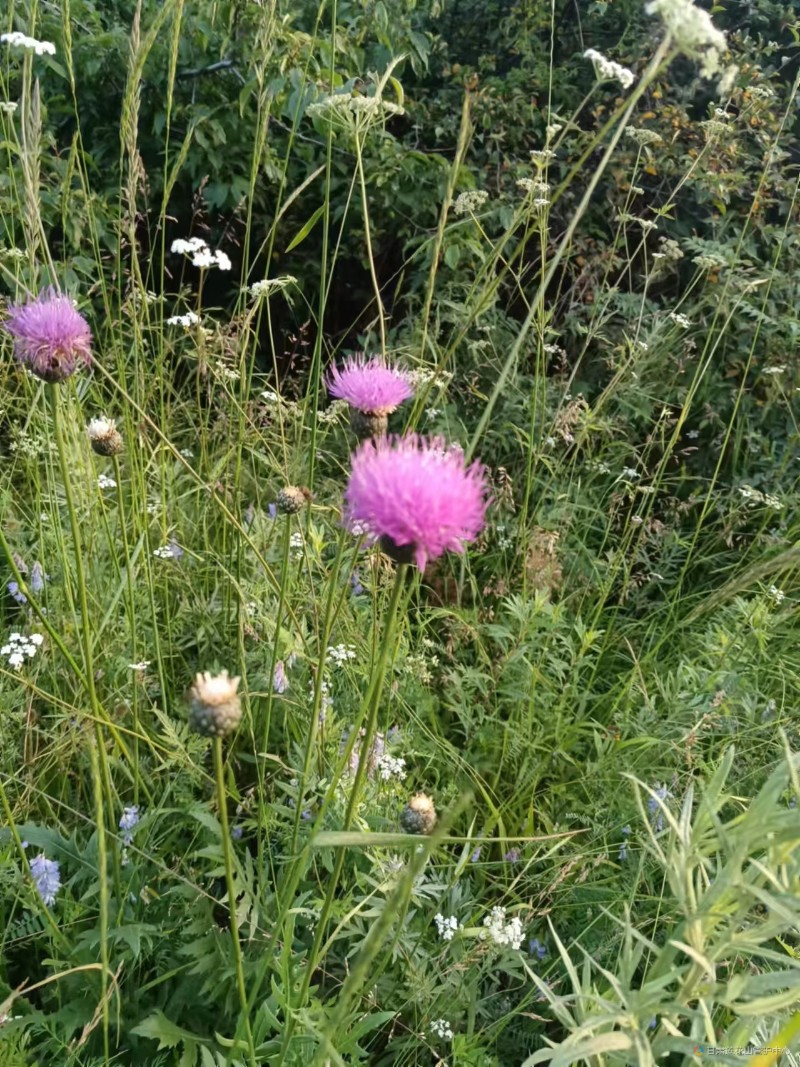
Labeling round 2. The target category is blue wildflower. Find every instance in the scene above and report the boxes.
[350,570,364,597]
[30,562,45,594]
[119,805,140,845]
[231,825,243,840]
[273,660,288,694]
[529,937,547,960]
[30,853,61,906]
[470,847,482,863]
[267,503,278,520]
[504,847,521,863]
[7,581,27,604]
[647,784,672,833]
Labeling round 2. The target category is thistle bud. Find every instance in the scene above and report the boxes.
[400,792,437,835]
[349,408,389,440]
[188,670,242,738]
[276,485,311,514]
[87,417,123,457]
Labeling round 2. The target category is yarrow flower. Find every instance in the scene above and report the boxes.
[344,434,489,572]
[166,311,200,328]
[326,354,414,437]
[170,237,231,271]
[434,913,460,941]
[429,1019,454,1041]
[583,48,635,89]
[646,0,727,78]
[1,32,56,56]
[3,288,92,383]
[30,853,60,906]
[482,905,525,950]
[1,631,43,669]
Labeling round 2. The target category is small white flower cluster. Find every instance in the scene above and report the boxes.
[170,237,231,271]
[307,92,404,128]
[290,531,304,560]
[308,677,334,718]
[327,643,356,667]
[495,524,513,550]
[453,189,489,216]
[669,311,692,329]
[584,48,635,89]
[166,311,200,327]
[517,176,550,202]
[318,398,349,424]
[768,586,785,604]
[1,631,43,670]
[738,485,783,511]
[375,753,407,781]
[1,32,56,56]
[153,543,183,559]
[434,913,460,941]
[97,474,117,490]
[0,102,18,115]
[626,126,663,147]
[481,905,525,950]
[128,661,151,671]
[530,148,555,167]
[429,1019,454,1041]
[763,366,784,376]
[646,0,726,78]
[249,276,297,299]
[406,367,453,391]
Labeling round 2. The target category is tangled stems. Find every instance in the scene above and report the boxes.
[274,563,408,1061]
[213,737,257,1067]
[50,388,113,1057]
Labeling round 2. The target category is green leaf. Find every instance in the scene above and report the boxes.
[285,204,325,252]
[132,1011,203,1053]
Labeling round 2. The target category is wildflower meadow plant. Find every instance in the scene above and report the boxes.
[3,289,92,382]
[344,434,489,571]
[325,353,414,437]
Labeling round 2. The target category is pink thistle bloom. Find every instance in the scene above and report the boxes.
[344,434,489,571]
[3,288,92,383]
[325,353,414,415]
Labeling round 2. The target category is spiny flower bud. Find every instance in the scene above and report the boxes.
[87,416,123,457]
[349,408,388,440]
[400,792,437,835]
[188,670,242,738]
[276,485,311,514]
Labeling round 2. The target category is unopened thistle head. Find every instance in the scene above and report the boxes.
[326,354,414,437]
[188,670,242,738]
[344,434,489,572]
[276,485,312,515]
[400,792,437,835]
[4,288,92,383]
[87,417,123,457]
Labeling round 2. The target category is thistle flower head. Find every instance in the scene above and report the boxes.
[4,288,92,383]
[344,434,489,572]
[400,792,437,835]
[325,354,414,416]
[87,416,123,457]
[276,485,311,515]
[188,670,242,738]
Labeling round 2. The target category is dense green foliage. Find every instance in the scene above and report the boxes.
[0,0,799,1064]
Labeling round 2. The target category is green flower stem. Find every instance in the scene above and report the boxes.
[88,740,111,1062]
[213,737,257,1067]
[276,563,407,1062]
[50,390,120,831]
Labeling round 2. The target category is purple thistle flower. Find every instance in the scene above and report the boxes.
[30,852,61,906]
[325,353,414,415]
[344,434,489,572]
[273,660,288,694]
[4,288,92,383]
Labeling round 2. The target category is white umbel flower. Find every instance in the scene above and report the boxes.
[583,48,635,89]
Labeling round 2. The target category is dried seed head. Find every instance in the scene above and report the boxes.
[400,792,437,835]
[87,416,123,457]
[276,485,312,514]
[188,670,242,738]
